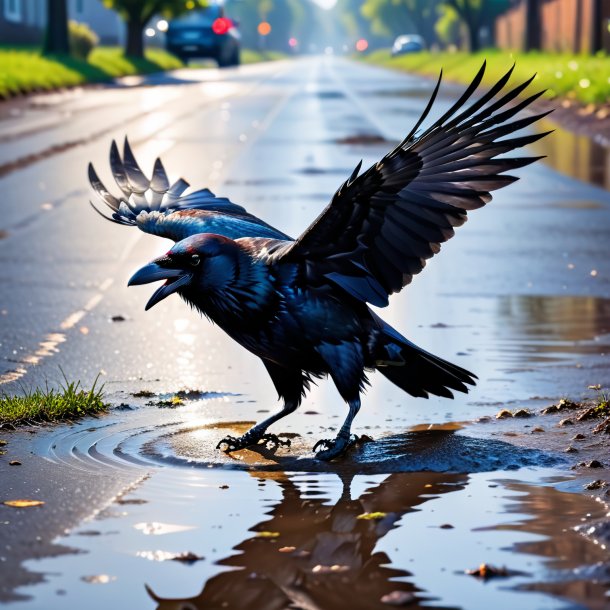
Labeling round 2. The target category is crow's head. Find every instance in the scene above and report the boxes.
[128,234,239,310]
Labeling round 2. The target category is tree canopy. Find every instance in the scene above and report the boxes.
[103,0,202,57]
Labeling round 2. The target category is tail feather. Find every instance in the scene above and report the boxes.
[375,320,476,399]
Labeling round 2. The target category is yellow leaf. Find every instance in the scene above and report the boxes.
[356,511,387,520]
[4,499,45,508]
[255,531,280,538]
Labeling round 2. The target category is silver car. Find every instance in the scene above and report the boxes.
[391,35,425,56]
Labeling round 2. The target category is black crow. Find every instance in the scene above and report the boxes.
[89,63,550,460]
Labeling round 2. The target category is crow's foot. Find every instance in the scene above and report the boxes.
[313,434,356,461]
[216,431,291,453]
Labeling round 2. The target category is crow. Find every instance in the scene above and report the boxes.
[89,63,550,460]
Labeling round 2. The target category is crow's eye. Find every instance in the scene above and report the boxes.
[190,254,201,267]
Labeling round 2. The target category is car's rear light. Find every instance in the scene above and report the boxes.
[212,18,232,35]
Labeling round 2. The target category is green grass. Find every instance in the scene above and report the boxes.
[240,49,286,64]
[361,49,610,105]
[0,376,107,427]
[0,46,183,99]
[0,46,286,99]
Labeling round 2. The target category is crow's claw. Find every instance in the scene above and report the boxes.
[258,433,291,450]
[313,434,355,461]
[216,432,291,454]
[216,435,247,452]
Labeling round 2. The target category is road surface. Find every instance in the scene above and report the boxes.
[1,56,609,609]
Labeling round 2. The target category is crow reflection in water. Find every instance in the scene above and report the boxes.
[145,471,468,610]
[89,63,549,459]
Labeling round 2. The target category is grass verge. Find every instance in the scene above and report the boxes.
[0,46,286,99]
[361,49,610,105]
[0,46,183,99]
[0,376,107,427]
[240,49,286,64]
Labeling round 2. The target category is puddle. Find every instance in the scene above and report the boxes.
[488,295,610,364]
[5,286,610,609]
[531,118,610,190]
[12,467,609,610]
[295,167,354,175]
[364,87,440,100]
[334,134,390,146]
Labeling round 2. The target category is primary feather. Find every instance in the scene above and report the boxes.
[89,63,549,460]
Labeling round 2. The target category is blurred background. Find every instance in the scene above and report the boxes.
[1,1,609,67]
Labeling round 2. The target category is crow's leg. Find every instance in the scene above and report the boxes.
[216,401,297,452]
[217,361,308,454]
[313,342,366,460]
[314,399,361,460]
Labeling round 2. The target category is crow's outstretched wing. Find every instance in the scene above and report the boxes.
[277,63,550,307]
[89,139,290,242]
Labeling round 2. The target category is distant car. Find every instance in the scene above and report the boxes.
[166,6,240,68]
[391,35,425,56]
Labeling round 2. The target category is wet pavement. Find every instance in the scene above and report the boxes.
[1,57,610,608]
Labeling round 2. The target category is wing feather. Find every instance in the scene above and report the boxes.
[278,63,550,306]
[89,137,289,242]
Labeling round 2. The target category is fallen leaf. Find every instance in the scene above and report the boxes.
[3,499,44,508]
[356,511,387,520]
[279,546,296,553]
[81,574,115,584]
[312,564,350,573]
[255,531,280,538]
[171,551,204,563]
[465,563,524,579]
[137,550,204,563]
[380,590,416,606]
[9,461,21,466]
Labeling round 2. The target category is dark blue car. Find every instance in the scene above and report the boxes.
[166,6,240,67]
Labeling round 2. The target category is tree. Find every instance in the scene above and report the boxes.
[43,0,70,56]
[103,0,197,59]
[443,0,509,51]
[524,0,541,51]
[360,0,442,47]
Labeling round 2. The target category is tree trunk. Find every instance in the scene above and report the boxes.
[573,0,582,53]
[524,0,541,51]
[467,22,480,51]
[591,0,603,52]
[126,19,145,59]
[43,0,69,56]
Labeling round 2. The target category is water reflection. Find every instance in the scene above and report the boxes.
[492,295,610,362]
[143,469,609,610]
[532,119,610,190]
[146,471,466,610]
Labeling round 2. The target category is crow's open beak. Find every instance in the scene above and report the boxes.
[128,261,192,311]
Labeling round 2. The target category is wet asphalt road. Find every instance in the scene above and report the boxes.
[1,57,610,607]
[1,56,609,397]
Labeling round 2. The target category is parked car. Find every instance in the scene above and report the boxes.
[391,34,425,56]
[166,6,240,67]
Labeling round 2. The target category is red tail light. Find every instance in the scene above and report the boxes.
[212,18,232,35]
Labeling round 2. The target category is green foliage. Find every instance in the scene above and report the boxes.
[68,20,99,60]
[0,46,182,99]
[435,4,462,47]
[0,375,106,426]
[361,49,610,104]
[362,0,413,37]
[102,0,204,22]
[240,49,286,64]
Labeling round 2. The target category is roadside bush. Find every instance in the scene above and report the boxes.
[69,20,99,60]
